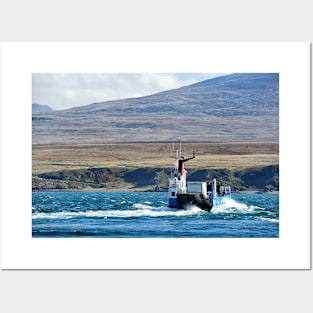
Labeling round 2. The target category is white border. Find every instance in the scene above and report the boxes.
[0,42,311,269]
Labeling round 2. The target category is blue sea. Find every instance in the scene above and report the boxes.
[32,192,279,238]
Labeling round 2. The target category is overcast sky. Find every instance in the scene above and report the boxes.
[32,73,227,110]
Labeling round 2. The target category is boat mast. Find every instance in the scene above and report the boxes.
[172,139,181,166]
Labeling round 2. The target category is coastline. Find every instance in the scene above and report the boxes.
[32,187,279,195]
[32,142,279,194]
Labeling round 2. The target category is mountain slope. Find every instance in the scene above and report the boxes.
[32,73,279,144]
[32,103,54,113]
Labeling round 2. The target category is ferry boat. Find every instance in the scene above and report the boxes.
[168,144,231,212]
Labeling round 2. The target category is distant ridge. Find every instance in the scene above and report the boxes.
[32,103,54,113]
[32,73,279,144]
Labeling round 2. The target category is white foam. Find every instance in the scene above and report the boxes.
[132,203,154,210]
[257,216,279,223]
[211,198,252,214]
[32,204,204,220]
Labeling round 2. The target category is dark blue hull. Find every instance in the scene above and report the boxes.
[177,193,213,211]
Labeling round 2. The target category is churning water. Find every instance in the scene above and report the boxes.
[32,192,279,238]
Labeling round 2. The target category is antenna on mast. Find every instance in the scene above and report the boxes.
[179,140,182,157]
[172,138,182,153]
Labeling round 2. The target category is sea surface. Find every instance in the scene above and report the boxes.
[32,192,279,238]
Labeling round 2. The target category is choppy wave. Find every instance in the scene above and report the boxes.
[256,216,279,223]
[32,201,276,221]
[32,192,279,238]
[32,196,276,220]
[32,203,204,220]
[211,198,250,213]
[208,197,279,224]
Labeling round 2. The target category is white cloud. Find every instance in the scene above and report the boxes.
[32,73,225,110]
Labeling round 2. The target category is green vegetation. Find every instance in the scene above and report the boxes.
[32,142,279,192]
[32,165,279,192]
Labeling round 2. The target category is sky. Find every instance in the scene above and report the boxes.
[32,73,227,110]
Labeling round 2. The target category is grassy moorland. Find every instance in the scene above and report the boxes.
[32,142,279,192]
